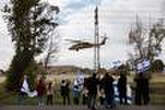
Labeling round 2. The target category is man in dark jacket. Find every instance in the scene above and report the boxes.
[118,73,127,104]
[134,72,150,105]
[87,73,99,110]
[141,73,150,105]
[101,73,114,108]
[134,73,142,105]
[60,80,71,105]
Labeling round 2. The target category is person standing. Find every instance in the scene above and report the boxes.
[87,73,99,110]
[101,73,114,108]
[36,76,46,106]
[134,73,150,105]
[82,87,88,105]
[72,85,81,105]
[65,80,71,105]
[19,75,29,105]
[141,73,150,105]
[98,89,105,105]
[60,79,71,105]
[118,73,127,104]
[46,82,54,105]
[134,73,142,105]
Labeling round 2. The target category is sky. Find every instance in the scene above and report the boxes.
[0,0,165,70]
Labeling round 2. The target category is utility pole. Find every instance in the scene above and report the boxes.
[94,6,100,72]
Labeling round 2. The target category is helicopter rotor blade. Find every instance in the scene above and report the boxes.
[64,39,83,43]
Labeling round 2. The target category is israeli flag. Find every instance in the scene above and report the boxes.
[21,79,37,98]
[113,80,120,103]
[111,60,122,68]
[136,59,151,73]
[21,78,30,94]
[28,91,38,97]
[74,71,85,90]
[113,80,132,104]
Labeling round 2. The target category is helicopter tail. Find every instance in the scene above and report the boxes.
[101,37,107,45]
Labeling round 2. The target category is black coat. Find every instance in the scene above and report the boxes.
[118,75,127,93]
[101,75,114,95]
[87,76,99,95]
[61,83,70,96]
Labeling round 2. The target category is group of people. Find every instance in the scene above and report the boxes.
[83,73,128,110]
[58,72,129,110]
[19,71,150,110]
[19,75,54,106]
[83,72,150,110]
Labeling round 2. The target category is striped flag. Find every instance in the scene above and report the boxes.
[111,60,122,68]
[113,80,132,104]
[136,59,151,73]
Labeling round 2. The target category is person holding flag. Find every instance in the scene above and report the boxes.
[19,75,29,105]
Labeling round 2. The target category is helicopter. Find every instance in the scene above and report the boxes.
[66,36,108,51]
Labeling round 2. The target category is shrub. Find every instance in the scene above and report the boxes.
[151,59,164,72]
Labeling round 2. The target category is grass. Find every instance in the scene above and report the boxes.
[0,83,18,105]
[0,74,165,105]
[0,76,5,84]
[150,94,165,105]
[0,83,66,105]
[0,74,81,105]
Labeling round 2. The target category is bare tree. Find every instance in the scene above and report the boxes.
[44,30,60,70]
[128,16,165,65]
[128,16,147,59]
[161,0,165,16]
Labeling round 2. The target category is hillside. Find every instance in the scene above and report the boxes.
[47,65,93,75]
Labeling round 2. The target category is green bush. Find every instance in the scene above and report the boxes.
[151,59,164,72]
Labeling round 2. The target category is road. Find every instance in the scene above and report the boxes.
[0,105,165,110]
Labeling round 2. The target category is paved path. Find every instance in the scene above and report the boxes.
[0,105,165,110]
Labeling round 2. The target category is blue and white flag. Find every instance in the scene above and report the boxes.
[21,79,37,98]
[21,78,30,93]
[74,71,85,90]
[136,59,151,73]
[111,60,122,68]
[113,80,132,104]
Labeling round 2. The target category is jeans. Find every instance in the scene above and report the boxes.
[62,95,70,105]
[119,92,127,104]
[47,95,53,105]
[38,96,45,106]
[88,94,96,109]
[105,93,115,108]
[82,95,88,105]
